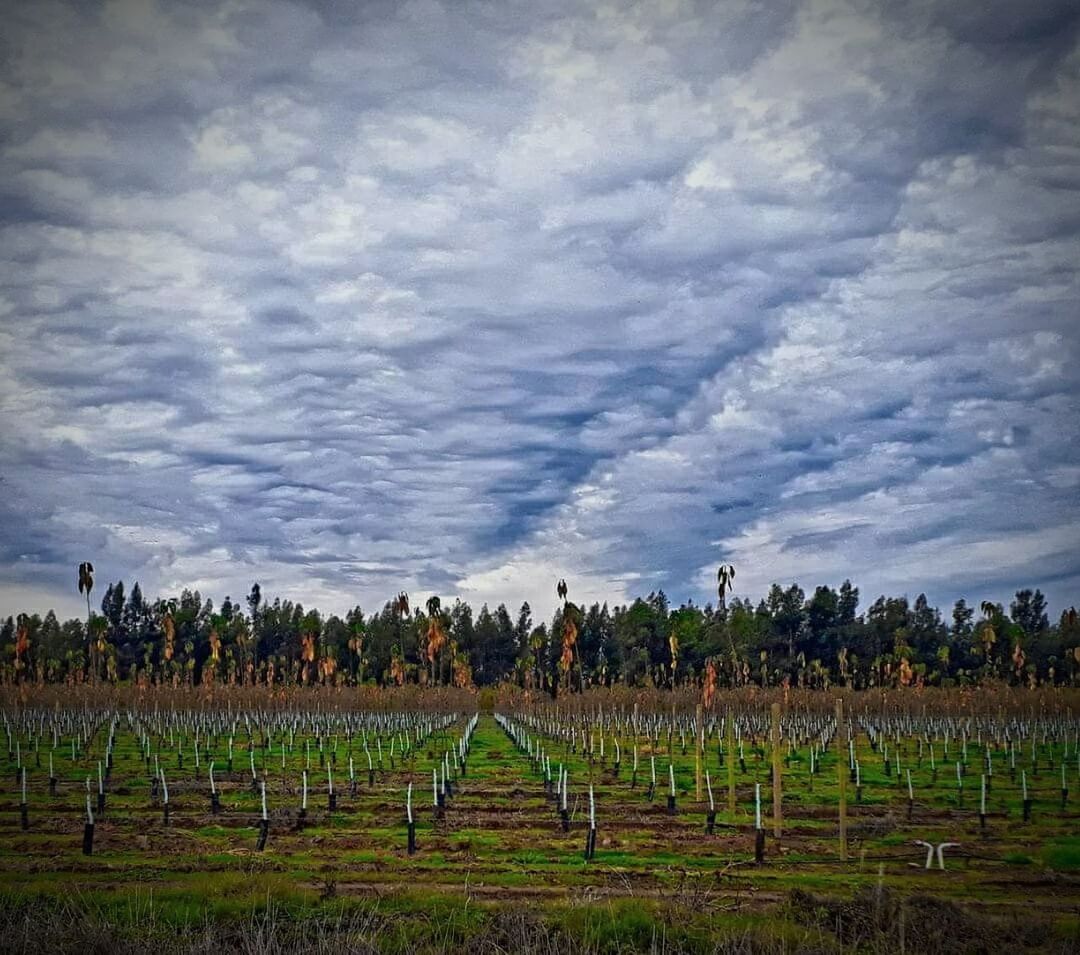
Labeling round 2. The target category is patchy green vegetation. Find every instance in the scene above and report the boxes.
[1,687,1078,952]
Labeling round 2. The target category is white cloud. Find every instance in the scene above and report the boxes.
[192,123,254,169]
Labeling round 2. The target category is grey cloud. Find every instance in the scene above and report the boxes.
[1,0,1078,622]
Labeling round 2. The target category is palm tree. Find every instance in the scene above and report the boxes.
[450,640,471,688]
[300,631,316,685]
[555,580,585,692]
[13,614,30,685]
[206,615,225,685]
[559,603,578,691]
[162,612,176,685]
[77,562,94,679]
[424,596,446,686]
[702,657,717,708]
[77,562,94,620]
[389,645,405,685]
[978,601,998,674]
[717,564,736,611]
[88,616,108,684]
[529,629,546,691]
[393,592,410,682]
[559,600,587,694]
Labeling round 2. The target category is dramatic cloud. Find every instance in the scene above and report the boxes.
[1,0,1078,622]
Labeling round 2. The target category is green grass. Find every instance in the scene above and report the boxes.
[1042,836,1080,870]
[3,710,1080,951]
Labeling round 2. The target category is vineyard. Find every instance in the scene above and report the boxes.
[1,686,1078,953]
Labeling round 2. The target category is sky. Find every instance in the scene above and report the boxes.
[1,0,1079,625]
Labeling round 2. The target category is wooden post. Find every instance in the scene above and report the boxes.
[695,704,703,802]
[726,708,736,816]
[660,704,669,764]
[836,699,847,861]
[771,702,782,840]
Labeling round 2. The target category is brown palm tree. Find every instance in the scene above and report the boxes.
[393,592,410,682]
[162,612,176,683]
[559,600,585,693]
[978,601,998,673]
[13,614,30,684]
[424,596,446,686]
[88,616,109,684]
[206,615,225,686]
[348,621,365,685]
[559,606,577,687]
[529,629,546,690]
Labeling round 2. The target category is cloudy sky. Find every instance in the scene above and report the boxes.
[2,0,1079,623]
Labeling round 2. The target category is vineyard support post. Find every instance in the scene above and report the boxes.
[771,702,782,841]
[695,704,703,803]
[726,709,736,818]
[836,699,848,861]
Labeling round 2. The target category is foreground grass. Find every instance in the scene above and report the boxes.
[0,885,1076,954]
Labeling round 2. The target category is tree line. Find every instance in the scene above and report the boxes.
[2,575,1079,690]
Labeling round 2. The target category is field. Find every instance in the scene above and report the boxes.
[1,686,1078,953]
